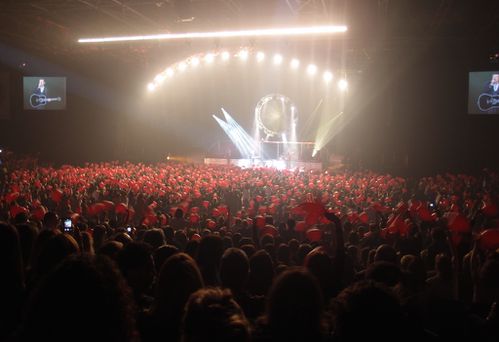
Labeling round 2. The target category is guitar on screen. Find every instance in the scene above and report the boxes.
[30,94,62,108]
[477,93,499,112]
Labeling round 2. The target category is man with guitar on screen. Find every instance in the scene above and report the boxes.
[34,79,47,96]
[478,73,499,114]
[30,78,61,109]
[485,74,499,95]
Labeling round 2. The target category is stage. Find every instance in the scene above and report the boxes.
[204,157,322,171]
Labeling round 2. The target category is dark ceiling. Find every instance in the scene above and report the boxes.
[1,0,498,69]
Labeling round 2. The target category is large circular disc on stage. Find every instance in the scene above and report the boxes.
[255,94,296,140]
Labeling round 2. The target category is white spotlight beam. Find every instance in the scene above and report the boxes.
[221,108,258,155]
[78,25,347,43]
[213,115,247,157]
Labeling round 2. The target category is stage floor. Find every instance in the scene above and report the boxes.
[204,157,322,171]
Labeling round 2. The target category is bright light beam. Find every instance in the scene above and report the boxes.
[78,25,348,43]
[313,111,344,156]
[222,108,258,156]
[213,109,259,159]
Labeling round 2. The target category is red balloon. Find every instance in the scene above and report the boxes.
[10,205,28,218]
[255,215,266,229]
[478,229,499,250]
[306,228,322,242]
[190,213,200,224]
[207,219,216,230]
[482,202,498,218]
[148,214,158,225]
[101,200,115,211]
[51,189,63,203]
[5,192,20,203]
[88,203,106,216]
[359,212,369,224]
[295,220,307,232]
[191,233,201,241]
[115,203,128,214]
[387,215,409,235]
[293,202,326,226]
[446,212,470,233]
[418,206,434,222]
[261,225,278,237]
[31,206,47,221]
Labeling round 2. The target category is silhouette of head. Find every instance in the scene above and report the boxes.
[182,287,250,342]
[19,254,138,342]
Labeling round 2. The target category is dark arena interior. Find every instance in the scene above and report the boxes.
[1,1,499,341]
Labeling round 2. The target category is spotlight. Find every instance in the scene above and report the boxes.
[221,51,230,61]
[323,71,333,82]
[154,74,165,84]
[290,58,300,69]
[238,49,249,60]
[166,68,174,77]
[147,83,156,92]
[191,57,200,67]
[205,53,215,63]
[338,79,348,91]
[178,62,187,72]
[307,64,317,75]
[273,54,283,65]
[256,51,265,62]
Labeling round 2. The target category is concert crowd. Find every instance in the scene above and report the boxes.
[1,159,498,341]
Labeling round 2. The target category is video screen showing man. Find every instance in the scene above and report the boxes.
[485,74,499,95]
[34,79,47,96]
[23,77,66,110]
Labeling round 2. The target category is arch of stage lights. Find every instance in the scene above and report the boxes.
[147,48,349,159]
[146,48,349,93]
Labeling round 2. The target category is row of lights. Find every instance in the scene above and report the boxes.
[147,49,348,92]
